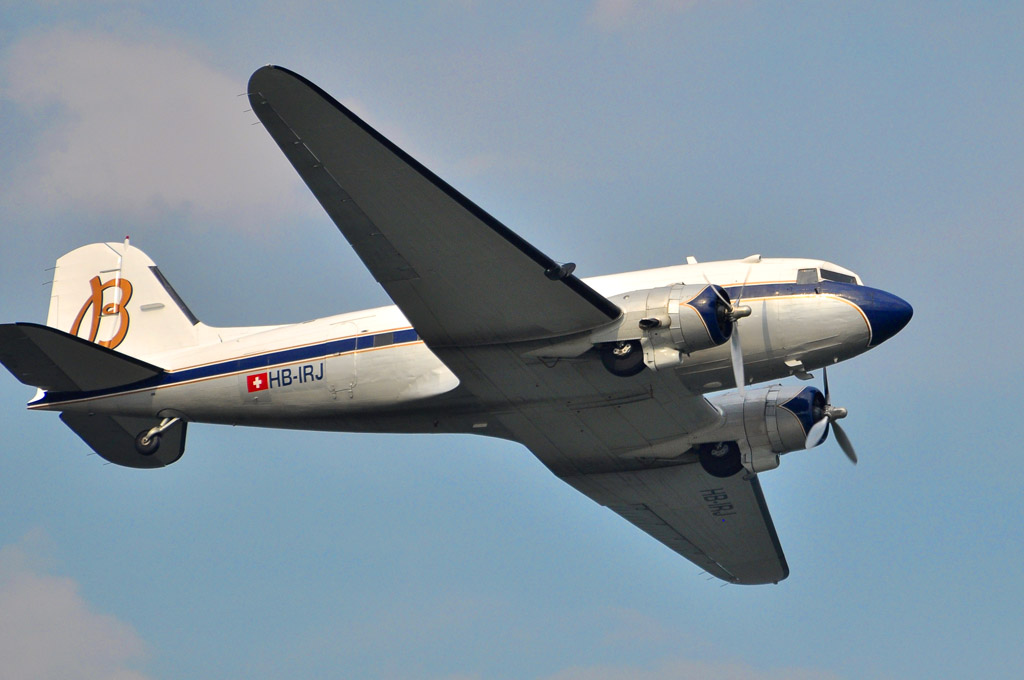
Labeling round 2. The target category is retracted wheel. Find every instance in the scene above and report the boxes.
[600,340,645,377]
[698,441,743,478]
[134,431,161,455]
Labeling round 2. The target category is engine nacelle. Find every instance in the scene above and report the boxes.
[591,283,733,375]
[695,384,824,475]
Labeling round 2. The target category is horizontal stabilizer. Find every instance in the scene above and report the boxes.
[0,322,162,392]
[60,413,186,468]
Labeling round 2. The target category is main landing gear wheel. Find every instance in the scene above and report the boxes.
[134,431,161,455]
[698,441,743,478]
[600,340,645,377]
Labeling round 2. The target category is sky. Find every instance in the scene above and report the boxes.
[1,1,1022,679]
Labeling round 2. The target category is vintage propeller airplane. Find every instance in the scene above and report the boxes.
[0,66,912,585]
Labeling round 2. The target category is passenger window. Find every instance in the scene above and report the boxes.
[796,268,818,284]
[373,332,394,347]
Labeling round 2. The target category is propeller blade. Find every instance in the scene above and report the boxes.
[701,273,751,394]
[703,272,747,393]
[832,420,858,464]
[807,366,858,463]
[805,416,829,450]
[730,328,745,394]
[702,274,732,307]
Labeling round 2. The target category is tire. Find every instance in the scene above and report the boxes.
[600,340,646,377]
[134,431,161,455]
[698,441,743,478]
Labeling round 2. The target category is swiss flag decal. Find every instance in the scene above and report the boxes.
[247,373,269,392]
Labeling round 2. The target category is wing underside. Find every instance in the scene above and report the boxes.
[436,345,790,584]
[564,465,789,584]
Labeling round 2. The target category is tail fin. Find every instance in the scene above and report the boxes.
[46,241,201,361]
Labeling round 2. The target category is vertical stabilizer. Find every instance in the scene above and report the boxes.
[46,242,201,360]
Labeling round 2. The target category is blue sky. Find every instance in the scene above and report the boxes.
[1,2,1022,678]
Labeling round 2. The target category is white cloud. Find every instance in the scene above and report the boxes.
[0,532,154,680]
[0,27,309,230]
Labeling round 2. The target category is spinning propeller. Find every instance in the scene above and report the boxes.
[804,366,858,464]
[705,270,752,394]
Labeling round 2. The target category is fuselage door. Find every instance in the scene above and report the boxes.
[327,320,358,399]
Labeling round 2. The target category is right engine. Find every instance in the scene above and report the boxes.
[589,283,734,375]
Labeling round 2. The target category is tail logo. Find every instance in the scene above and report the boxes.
[70,276,134,349]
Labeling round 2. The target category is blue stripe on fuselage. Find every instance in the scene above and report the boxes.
[35,282,894,407]
[34,327,421,406]
[722,280,858,301]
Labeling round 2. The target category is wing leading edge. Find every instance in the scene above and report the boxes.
[248,65,620,348]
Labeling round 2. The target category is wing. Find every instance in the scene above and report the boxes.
[435,345,790,585]
[249,66,788,583]
[563,465,789,585]
[248,65,619,347]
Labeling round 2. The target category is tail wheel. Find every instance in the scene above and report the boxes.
[600,340,645,377]
[134,431,161,455]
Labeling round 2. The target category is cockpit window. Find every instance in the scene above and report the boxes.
[796,268,818,284]
[820,268,857,284]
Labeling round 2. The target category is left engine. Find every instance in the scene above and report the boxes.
[693,385,825,476]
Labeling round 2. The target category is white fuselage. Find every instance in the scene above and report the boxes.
[31,256,875,433]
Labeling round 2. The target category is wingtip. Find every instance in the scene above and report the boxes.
[248,64,285,92]
[247,64,321,101]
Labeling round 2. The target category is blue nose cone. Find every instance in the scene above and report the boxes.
[863,288,913,347]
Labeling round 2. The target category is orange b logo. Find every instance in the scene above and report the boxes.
[70,276,133,349]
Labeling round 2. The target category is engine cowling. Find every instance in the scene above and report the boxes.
[591,283,733,374]
[696,385,825,475]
